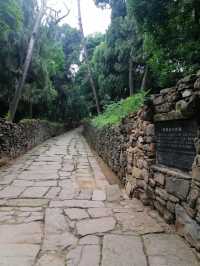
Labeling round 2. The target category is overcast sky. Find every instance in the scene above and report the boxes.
[47,0,111,35]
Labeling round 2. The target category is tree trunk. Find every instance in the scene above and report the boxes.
[193,0,200,25]
[129,58,134,96]
[8,0,46,122]
[29,101,33,118]
[77,0,101,114]
[140,65,148,91]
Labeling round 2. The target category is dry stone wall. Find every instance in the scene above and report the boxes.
[84,70,200,252]
[0,119,66,159]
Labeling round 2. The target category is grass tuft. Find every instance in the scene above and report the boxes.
[91,91,146,128]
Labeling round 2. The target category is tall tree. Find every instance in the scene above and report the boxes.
[77,0,101,114]
[129,55,134,95]
[8,0,46,121]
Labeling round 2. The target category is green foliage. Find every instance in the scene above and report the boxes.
[91,91,145,128]
[0,0,82,122]
[1,0,200,125]
[127,0,200,87]
[0,0,22,39]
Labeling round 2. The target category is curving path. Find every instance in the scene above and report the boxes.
[0,129,199,266]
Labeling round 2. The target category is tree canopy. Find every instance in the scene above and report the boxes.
[0,0,199,123]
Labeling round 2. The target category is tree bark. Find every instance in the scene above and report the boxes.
[29,101,33,118]
[193,0,200,25]
[8,0,46,122]
[129,58,134,96]
[140,65,148,91]
[77,0,101,114]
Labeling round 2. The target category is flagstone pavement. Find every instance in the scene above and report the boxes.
[0,129,199,266]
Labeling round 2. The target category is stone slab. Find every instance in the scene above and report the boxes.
[92,190,106,201]
[21,187,49,198]
[0,199,49,207]
[166,176,190,200]
[66,246,82,266]
[0,222,42,244]
[79,245,100,266]
[43,231,77,251]
[79,235,99,245]
[88,208,113,218]
[64,208,89,220]
[76,217,116,236]
[143,234,199,266]
[50,199,104,208]
[0,186,25,198]
[102,234,147,266]
[36,254,65,266]
[45,208,68,234]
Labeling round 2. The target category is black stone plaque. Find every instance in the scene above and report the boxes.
[155,120,198,170]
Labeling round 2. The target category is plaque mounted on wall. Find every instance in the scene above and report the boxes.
[155,119,198,171]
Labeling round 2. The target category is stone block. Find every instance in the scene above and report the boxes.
[76,217,116,236]
[144,234,199,266]
[153,95,164,105]
[79,235,99,245]
[35,254,65,266]
[146,186,155,199]
[142,169,150,182]
[149,178,156,188]
[197,70,200,77]
[178,74,197,84]
[166,176,190,200]
[194,77,200,89]
[164,209,174,224]
[183,204,196,218]
[155,187,168,201]
[154,111,187,122]
[182,89,192,98]
[132,167,143,179]
[188,188,199,208]
[160,87,174,95]
[154,201,165,215]
[167,201,176,213]
[88,208,112,218]
[156,196,166,206]
[155,103,171,113]
[136,179,147,190]
[80,245,101,266]
[192,165,200,183]
[168,194,179,203]
[194,139,200,154]
[154,173,165,186]
[175,204,200,250]
[145,124,155,136]
[196,211,200,223]
[102,235,147,266]
[64,208,89,220]
[92,190,106,201]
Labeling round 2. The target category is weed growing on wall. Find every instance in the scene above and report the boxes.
[91,91,146,128]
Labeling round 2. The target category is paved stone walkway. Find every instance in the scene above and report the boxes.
[0,129,199,266]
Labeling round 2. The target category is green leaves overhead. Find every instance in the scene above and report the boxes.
[0,0,82,122]
[0,0,22,38]
[0,0,200,123]
[127,0,200,87]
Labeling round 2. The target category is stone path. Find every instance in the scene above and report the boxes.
[0,129,199,266]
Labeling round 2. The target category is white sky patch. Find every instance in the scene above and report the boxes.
[47,0,111,35]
